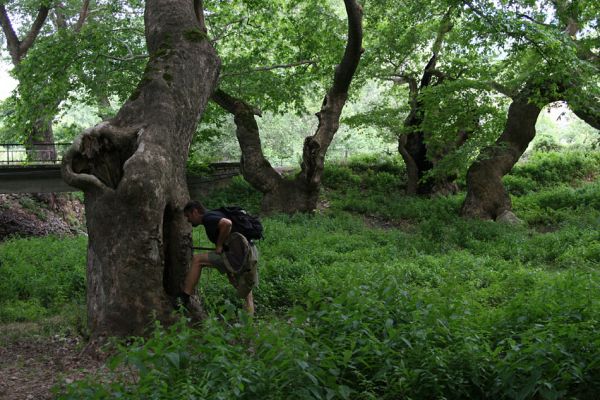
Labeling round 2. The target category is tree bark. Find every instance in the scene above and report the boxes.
[62,0,220,338]
[25,118,56,162]
[213,0,363,214]
[461,92,542,219]
[396,9,456,195]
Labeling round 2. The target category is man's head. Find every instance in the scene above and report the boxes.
[184,200,206,227]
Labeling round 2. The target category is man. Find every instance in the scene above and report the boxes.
[178,200,255,315]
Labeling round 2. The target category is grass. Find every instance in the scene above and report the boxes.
[1,150,599,399]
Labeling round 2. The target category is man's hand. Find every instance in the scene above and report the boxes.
[215,245,224,254]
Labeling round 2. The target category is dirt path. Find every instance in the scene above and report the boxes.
[0,329,105,400]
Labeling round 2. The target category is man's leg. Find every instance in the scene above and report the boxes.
[182,253,212,295]
[244,291,255,316]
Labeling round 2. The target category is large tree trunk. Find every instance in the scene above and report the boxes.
[211,90,320,213]
[461,95,542,219]
[25,118,57,162]
[62,0,220,338]
[213,0,362,214]
[398,117,434,195]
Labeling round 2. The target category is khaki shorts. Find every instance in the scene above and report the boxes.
[205,244,259,298]
[207,251,229,275]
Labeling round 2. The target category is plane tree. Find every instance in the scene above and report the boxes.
[184,0,344,167]
[61,0,220,338]
[459,0,599,220]
[208,0,364,213]
[345,0,506,196]
[0,0,93,157]
[2,0,147,142]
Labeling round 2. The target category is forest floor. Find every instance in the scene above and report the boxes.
[0,322,105,400]
[0,194,89,399]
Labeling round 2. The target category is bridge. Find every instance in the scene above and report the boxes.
[0,143,241,195]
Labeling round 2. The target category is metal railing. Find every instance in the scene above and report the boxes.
[0,143,72,166]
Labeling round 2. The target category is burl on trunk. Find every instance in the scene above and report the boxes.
[61,0,220,338]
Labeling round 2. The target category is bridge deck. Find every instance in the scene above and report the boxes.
[0,163,240,194]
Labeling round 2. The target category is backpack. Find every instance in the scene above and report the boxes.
[218,206,264,241]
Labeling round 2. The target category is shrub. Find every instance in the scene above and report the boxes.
[322,165,362,190]
[0,236,86,322]
[510,151,600,189]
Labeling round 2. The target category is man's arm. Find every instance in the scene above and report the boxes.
[215,218,232,254]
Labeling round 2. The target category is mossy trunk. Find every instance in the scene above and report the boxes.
[62,0,220,338]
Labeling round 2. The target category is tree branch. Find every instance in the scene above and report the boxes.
[455,78,515,97]
[211,89,280,193]
[429,68,447,81]
[52,2,68,30]
[74,0,91,33]
[211,89,262,116]
[19,5,50,60]
[220,60,316,78]
[569,101,600,130]
[431,7,454,58]
[331,0,364,95]
[0,5,21,64]
[193,0,207,32]
[516,13,553,28]
[464,0,550,61]
[380,73,418,92]
[100,53,149,62]
[210,18,247,43]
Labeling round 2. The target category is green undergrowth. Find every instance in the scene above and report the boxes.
[1,150,599,399]
[0,236,87,324]
[504,151,600,195]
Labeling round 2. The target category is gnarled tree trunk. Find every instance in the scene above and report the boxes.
[461,91,543,219]
[61,0,220,338]
[396,10,456,195]
[214,0,363,214]
[398,103,434,195]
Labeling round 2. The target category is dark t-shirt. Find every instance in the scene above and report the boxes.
[202,210,227,244]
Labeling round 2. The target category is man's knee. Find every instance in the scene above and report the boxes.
[192,253,211,267]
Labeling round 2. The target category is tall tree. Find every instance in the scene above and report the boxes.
[61,0,220,338]
[346,0,504,196]
[213,0,363,213]
[460,0,599,220]
[394,8,456,195]
[0,0,91,158]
